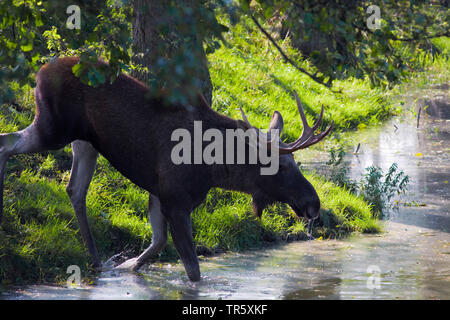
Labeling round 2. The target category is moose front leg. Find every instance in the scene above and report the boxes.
[66,140,101,268]
[165,207,200,282]
[116,198,200,282]
[115,194,168,271]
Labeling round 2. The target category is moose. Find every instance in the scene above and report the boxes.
[0,57,332,281]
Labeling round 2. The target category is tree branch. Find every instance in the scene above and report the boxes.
[250,14,339,93]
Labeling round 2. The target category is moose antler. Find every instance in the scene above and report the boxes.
[239,106,253,128]
[239,91,333,154]
[239,106,278,148]
[278,91,333,154]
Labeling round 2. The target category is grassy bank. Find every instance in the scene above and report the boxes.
[209,17,394,140]
[1,17,447,285]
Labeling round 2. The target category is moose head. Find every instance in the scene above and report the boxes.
[238,90,333,220]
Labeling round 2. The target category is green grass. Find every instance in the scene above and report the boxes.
[209,17,394,141]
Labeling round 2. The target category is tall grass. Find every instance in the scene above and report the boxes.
[208,17,394,142]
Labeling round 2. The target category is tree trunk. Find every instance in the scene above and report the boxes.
[131,0,212,105]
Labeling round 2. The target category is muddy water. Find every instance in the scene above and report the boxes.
[1,88,449,300]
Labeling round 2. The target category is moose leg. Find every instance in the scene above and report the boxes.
[165,209,200,282]
[115,194,168,271]
[66,140,101,268]
[0,125,44,222]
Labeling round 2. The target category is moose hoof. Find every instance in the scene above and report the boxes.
[185,266,201,282]
[187,271,201,282]
[114,257,143,272]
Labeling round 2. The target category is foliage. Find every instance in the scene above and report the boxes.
[308,172,381,236]
[1,0,448,105]
[0,0,132,94]
[325,145,358,193]
[247,0,449,87]
[395,36,450,91]
[325,147,410,217]
[0,0,229,104]
[359,163,410,216]
[130,0,231,104]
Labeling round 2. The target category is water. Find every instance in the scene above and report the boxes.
[1,86,449,300]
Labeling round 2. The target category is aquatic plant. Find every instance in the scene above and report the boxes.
[325,145,358,193]
[326,147,410,217]
[359,163,410,216]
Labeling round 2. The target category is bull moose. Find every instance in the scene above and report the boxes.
[0,57,333,281]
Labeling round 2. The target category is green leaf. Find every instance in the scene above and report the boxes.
[20,43,33,52]
[6,40,17,50]
[31,52,40,64]
[72,63,83,77]
[93,68,106,85]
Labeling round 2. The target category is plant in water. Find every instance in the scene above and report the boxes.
[326,147,410,217]
[325,146,358,193]
[359,163,410,217]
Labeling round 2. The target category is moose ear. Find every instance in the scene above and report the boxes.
[268,111,284,133]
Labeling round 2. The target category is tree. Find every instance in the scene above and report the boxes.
[0,0,133,103]
[0,0,225,105]
[131,0,214,104]
[0,0,448,104]
[247,0,449,86]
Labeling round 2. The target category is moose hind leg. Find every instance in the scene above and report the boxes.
[66,140,101,267]
[115,194,168,271]
[0,125,45,222]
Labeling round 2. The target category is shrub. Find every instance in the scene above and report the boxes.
[326,147,410,217]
